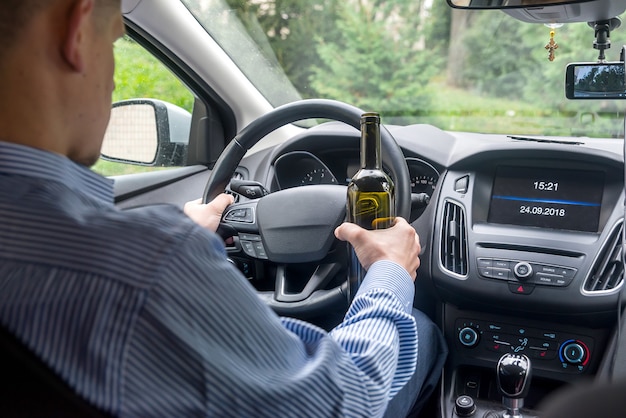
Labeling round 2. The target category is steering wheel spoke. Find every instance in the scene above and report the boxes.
[275,262,342,303]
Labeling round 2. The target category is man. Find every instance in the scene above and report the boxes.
[0,0,446,416]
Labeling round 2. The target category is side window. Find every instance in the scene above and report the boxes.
[92,36,195,176]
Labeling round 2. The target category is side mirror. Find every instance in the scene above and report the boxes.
[101,99,191,166]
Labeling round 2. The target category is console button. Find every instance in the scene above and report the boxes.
[554,276,573,287]
[508,282,535,294]
[477,258,493,268]
[493,259,510,269]
[533,274,558,286]
[560,267,577,279]
[513,262,533,279]
[486,340,512,354]
[529,348,557,360]
[537,265,559,275]
[492,268,510,280]
[454,175,469,193]
[478,267,495,278]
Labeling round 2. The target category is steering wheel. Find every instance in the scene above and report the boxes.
[203,99,411,317]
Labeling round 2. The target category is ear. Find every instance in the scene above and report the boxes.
[61,0,95,73]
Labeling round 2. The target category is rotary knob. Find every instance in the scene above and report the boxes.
[561,341,587,365]
[513,262,533,280]
[459,327,480,348]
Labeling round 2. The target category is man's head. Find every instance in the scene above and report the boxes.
[0,0,124,166]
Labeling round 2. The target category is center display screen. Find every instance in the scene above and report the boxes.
[487,166,604,232]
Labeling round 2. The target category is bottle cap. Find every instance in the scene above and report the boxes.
[360,112,380,124]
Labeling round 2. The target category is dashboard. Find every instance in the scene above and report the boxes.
[232,120,625,415]
[241,121,624,321]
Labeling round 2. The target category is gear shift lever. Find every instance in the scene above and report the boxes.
[496,353,532,418]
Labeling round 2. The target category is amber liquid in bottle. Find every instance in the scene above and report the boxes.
[346,112,395,301]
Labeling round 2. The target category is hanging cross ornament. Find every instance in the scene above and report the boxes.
[545,30,558,61]
[544,23,563,62]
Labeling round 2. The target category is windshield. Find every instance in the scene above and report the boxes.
[182,0,626,138]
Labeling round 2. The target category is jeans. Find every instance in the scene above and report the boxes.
[383,309,448,418]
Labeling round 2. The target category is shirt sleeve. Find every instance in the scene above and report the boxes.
[283,260,418,417]
[122,225,418,418]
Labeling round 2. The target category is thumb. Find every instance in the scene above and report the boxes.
[334,222,363,242]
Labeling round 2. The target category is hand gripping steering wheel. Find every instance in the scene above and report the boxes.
[203,99,410,317]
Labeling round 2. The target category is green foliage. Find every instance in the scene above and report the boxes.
[93,37,194,177]
[422,0,451,52]
[310,0,439,117]
[224,0,342,98]
[113,36,194,112]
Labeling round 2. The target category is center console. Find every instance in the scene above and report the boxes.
[430,155,625,417]
[440,305,612,417]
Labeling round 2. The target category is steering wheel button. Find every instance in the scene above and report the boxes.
[252,242,268,259]
[240,240,256,257]
[225,208,253,223]
[239,233,261,242]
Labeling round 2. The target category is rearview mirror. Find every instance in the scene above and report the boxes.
[447,0,587,9]
[101,99,191,166]
[446,0,626,24]
[565,62,626,99]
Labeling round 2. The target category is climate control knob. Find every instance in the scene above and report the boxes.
[561,341,586,365]
[459,327,480,348]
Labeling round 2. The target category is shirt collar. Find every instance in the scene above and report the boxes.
[0,141,114,205]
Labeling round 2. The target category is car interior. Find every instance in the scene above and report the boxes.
[4,0,626,416]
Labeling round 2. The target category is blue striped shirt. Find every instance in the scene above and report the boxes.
[0,141,418,417]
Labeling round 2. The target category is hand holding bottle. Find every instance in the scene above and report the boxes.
[335,217,421,281]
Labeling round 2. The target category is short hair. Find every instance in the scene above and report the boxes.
[0,1,47,57]
[0,0,120,60]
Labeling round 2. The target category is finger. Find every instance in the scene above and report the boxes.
[334,222,363,242]
[212,193,235,210]
[391,216,408,228]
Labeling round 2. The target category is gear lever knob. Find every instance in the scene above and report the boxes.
[497,353,532,418]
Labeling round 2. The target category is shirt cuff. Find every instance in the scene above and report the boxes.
[355,260,415,313]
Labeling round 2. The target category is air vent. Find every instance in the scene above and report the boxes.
[508,136,583,145]
[584,222,624,293]
[440,201,469,276]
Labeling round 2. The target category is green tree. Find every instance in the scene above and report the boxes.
[113,36,194,112]
[224,0,342,98]
[310,0,438,119]
[423,0,451,53]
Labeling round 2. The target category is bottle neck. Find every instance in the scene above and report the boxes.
[360,119,381,169]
